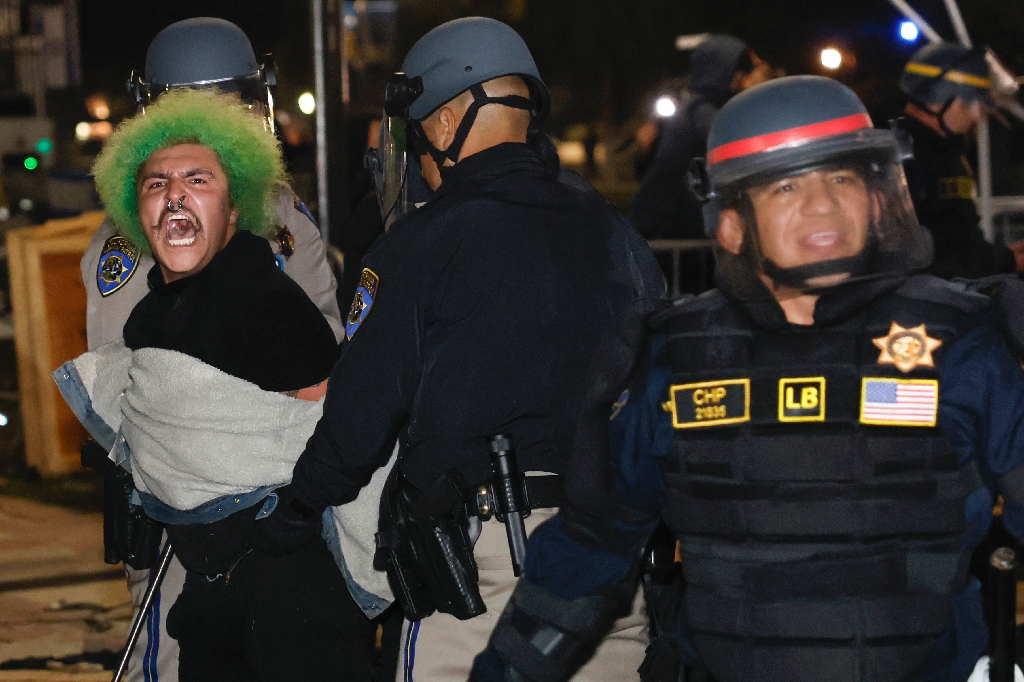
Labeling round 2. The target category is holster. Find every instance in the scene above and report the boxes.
[639,523,684,682]
[81,440,163,570]
[374,466,485,622]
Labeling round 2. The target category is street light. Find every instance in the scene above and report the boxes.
[298,92,316,115]
[655,96,677,118]
[820,48,843,70]
[899,21,920,42]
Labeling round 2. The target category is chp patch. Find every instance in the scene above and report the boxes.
[346,268,379,341]
[663,378,749,429]
[778,377,826,422]
[96,235,140,297]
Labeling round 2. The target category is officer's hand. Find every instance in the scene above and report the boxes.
[254,484,324,556]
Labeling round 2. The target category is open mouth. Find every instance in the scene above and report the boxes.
[803,230,842,250]
[165,214,199,246]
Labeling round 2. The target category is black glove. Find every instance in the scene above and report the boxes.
[254,484,325,556]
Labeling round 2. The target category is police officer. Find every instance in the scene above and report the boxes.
[255,16,665,682]
[900,41,1024,279]
[80,17,343,682]
[468,76,1024,682]
[630,35,771,241]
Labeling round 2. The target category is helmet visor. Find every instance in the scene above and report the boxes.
[367,115,411,229]
[711,153,933,300]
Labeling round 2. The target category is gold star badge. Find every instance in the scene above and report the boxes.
[873,322,942,373]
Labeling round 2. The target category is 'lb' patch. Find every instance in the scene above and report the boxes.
[860,377,939,427]
[346,268,379,340]
[96,235,140,297]
[663,379,749,429]
[778,377,826,422]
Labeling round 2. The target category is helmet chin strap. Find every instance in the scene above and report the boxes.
[760,253,868,290]
[413,83,533,168]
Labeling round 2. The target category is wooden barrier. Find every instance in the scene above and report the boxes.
[9,212,103,475]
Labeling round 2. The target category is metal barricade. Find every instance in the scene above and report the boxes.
[646,239,715,298]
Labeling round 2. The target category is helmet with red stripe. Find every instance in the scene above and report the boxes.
[689,76,932,297]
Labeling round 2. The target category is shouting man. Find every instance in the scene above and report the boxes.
[57,89,375,681]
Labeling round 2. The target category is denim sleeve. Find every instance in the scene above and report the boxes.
[524,335,672,601]
[938,324,1024,539]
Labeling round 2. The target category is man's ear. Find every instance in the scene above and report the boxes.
[435,106,458,154]
[716,209,745,255]
[228,207,239,230]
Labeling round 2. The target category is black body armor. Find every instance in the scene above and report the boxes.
[656,276,991,682]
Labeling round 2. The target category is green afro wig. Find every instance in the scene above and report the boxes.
[92,88,286,253]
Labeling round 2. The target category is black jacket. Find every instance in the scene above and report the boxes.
[124,230,339,574]
[902,115,1015,279]
[291,142,664,508]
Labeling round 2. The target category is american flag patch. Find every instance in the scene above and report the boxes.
[860,378,939,427]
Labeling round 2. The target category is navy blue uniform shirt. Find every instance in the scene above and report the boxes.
[290,142,664,506]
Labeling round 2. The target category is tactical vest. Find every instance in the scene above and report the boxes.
[657,276,990,682]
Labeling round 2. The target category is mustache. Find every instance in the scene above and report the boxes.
[156,206,203,232]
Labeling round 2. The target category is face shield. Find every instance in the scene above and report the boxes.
[694,132,933,301]
[365,115,412,230]
[127,54,278,133]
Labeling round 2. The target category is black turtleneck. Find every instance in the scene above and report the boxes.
[123,230,338,392]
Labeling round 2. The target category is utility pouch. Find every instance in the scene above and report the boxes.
[81,440,163,570]
[375,466,485,621]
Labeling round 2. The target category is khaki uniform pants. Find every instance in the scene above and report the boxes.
[124,533,186,682]
[397,509,648,682]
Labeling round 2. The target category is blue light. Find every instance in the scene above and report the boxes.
[899,21,919,42]
[0,413,10,427]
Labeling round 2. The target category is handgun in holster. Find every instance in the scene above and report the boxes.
[80,440,163,570]
[375,464,485,622]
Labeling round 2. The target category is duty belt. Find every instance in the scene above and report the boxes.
[470,474,565,521]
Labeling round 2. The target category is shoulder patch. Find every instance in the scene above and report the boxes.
[96,235,140,297]
[345,268,379,341]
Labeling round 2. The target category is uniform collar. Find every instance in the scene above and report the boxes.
[434,142,552,196]
[727,274,913,330]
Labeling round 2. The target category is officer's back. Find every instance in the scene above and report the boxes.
[327,139,643,490]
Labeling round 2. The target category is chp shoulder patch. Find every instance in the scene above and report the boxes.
[96,235,140,297]
[662,379,750,429]
[346,268,379,340]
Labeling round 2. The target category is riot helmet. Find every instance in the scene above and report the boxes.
[372,17,549,222]
[127,18,278,133]
[900,42,992,107]
[689,76,931,299]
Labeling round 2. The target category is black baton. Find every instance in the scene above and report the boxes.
[489,435,529,577]
[112,542,175,682]
[989,547,1017,682]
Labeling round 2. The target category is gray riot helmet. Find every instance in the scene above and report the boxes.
[376,16,549,199]
[688,76,932,299]
[127,18,278,133]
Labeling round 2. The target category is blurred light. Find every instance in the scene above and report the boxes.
[35,138,53,154]
[821,48,843,70]
[0,413,10,427]
[0,207,9,221]
[298,92,316,115]
[86,93,110,120]
[556,141,586,166]
[655,96,677,118]
[76,121,113,141]
[18,198,33,212]
[23,156,38,171]
[899,21,920,42]
[75,121,91,141]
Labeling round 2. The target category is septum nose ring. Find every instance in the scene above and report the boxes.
[166,197,185,213]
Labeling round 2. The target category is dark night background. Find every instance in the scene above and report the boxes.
[77,0,1024,128]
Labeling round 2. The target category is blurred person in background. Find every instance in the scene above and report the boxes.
[630,34,772,241]
[900,41,1024,278]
